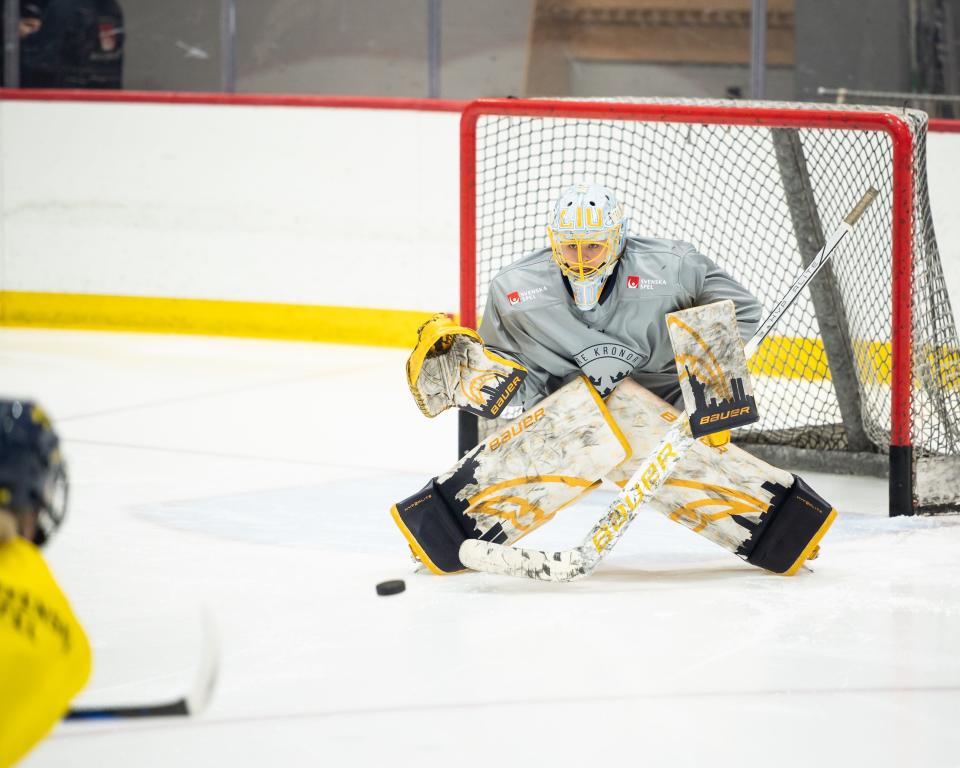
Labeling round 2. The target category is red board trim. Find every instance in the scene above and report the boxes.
[929,118,960,133]
[0,87,467,112]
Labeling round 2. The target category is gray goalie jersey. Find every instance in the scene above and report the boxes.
[478,236,763,409]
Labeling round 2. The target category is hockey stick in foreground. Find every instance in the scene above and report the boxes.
[65,609,220,720]
[459,187,879,582]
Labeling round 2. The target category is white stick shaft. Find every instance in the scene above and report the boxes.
[745,186,877,357]
[745,223,850,358]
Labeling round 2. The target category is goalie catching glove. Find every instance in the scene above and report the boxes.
[406,314,528,419]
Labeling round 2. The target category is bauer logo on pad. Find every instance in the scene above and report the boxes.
[666,300,759,439]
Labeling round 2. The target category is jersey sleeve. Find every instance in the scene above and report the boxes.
[477,291,553,412]
[679,244,763,341]
[0,539,92,768]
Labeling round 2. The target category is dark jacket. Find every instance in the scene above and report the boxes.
[20,0,123,88]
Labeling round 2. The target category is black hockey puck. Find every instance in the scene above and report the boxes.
[376,579,406,596]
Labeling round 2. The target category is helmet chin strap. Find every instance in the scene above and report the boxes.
[569,266,613,310]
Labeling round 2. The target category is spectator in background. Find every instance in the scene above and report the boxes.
[17,2,43,37]
[0,2,45,87]
[20,0,124,89]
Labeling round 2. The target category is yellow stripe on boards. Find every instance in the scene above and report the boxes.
[4,291,958,388]
[750,336,960,388]
[748,336,833,380]
[0,291,443,349]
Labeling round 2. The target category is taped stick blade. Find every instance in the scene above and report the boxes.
[459,540,589,582]
[184,607,220,715]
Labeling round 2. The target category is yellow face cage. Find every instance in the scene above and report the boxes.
[547,225,621,280]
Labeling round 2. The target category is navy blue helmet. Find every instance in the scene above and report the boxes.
[0,400,68,547]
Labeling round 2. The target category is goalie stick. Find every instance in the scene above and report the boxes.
[459,187,879,582]
[65,609,219,721]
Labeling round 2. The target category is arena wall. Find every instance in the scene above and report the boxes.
[1,92,958,347]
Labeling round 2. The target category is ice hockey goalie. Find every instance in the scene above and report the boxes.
[394,182,835,578]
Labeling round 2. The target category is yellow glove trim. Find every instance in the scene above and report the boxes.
[406,314,482,394]
[702,429,731,448]
[406,313,527,418]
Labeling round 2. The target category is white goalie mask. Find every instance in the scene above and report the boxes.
[546,183,629,310]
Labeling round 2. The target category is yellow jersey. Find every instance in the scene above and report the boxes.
[0,538,91,767]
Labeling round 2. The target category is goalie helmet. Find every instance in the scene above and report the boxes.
[546,182,629,310]
[0,399,68,547]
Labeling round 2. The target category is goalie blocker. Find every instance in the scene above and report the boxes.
[392,377,835,576]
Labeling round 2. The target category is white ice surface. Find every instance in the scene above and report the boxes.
[3,328,958,768]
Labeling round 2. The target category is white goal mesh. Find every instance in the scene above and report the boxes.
[462,99,960,511]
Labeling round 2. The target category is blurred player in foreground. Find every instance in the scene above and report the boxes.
[0,400,90,768]
[393,182,835,579]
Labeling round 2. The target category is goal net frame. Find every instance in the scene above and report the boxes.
[458,97,960,517]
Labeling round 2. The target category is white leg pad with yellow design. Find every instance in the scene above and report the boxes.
[605,379,835,574]
[391,376,631,574]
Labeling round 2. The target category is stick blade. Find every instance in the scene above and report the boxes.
[183,607,220,715]
[64,608,220,721]
[459,539,589,582]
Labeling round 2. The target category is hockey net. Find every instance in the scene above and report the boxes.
[460,98,960,514]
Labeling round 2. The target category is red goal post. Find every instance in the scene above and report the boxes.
[459,98,960,516]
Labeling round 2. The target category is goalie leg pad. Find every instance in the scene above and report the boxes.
[391,376,631,574]
[392,479,473,574]
[739,475,836,575]
[604,379,835,574]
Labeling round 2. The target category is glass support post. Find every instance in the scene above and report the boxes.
[220,0,237,93]
[750,0,767,99]
[428,0,441,98]
[3,0,18,88]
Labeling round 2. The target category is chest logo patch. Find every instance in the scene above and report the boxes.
[626,275,667,290]
[574,343,644,396]
[505,285,549,306]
